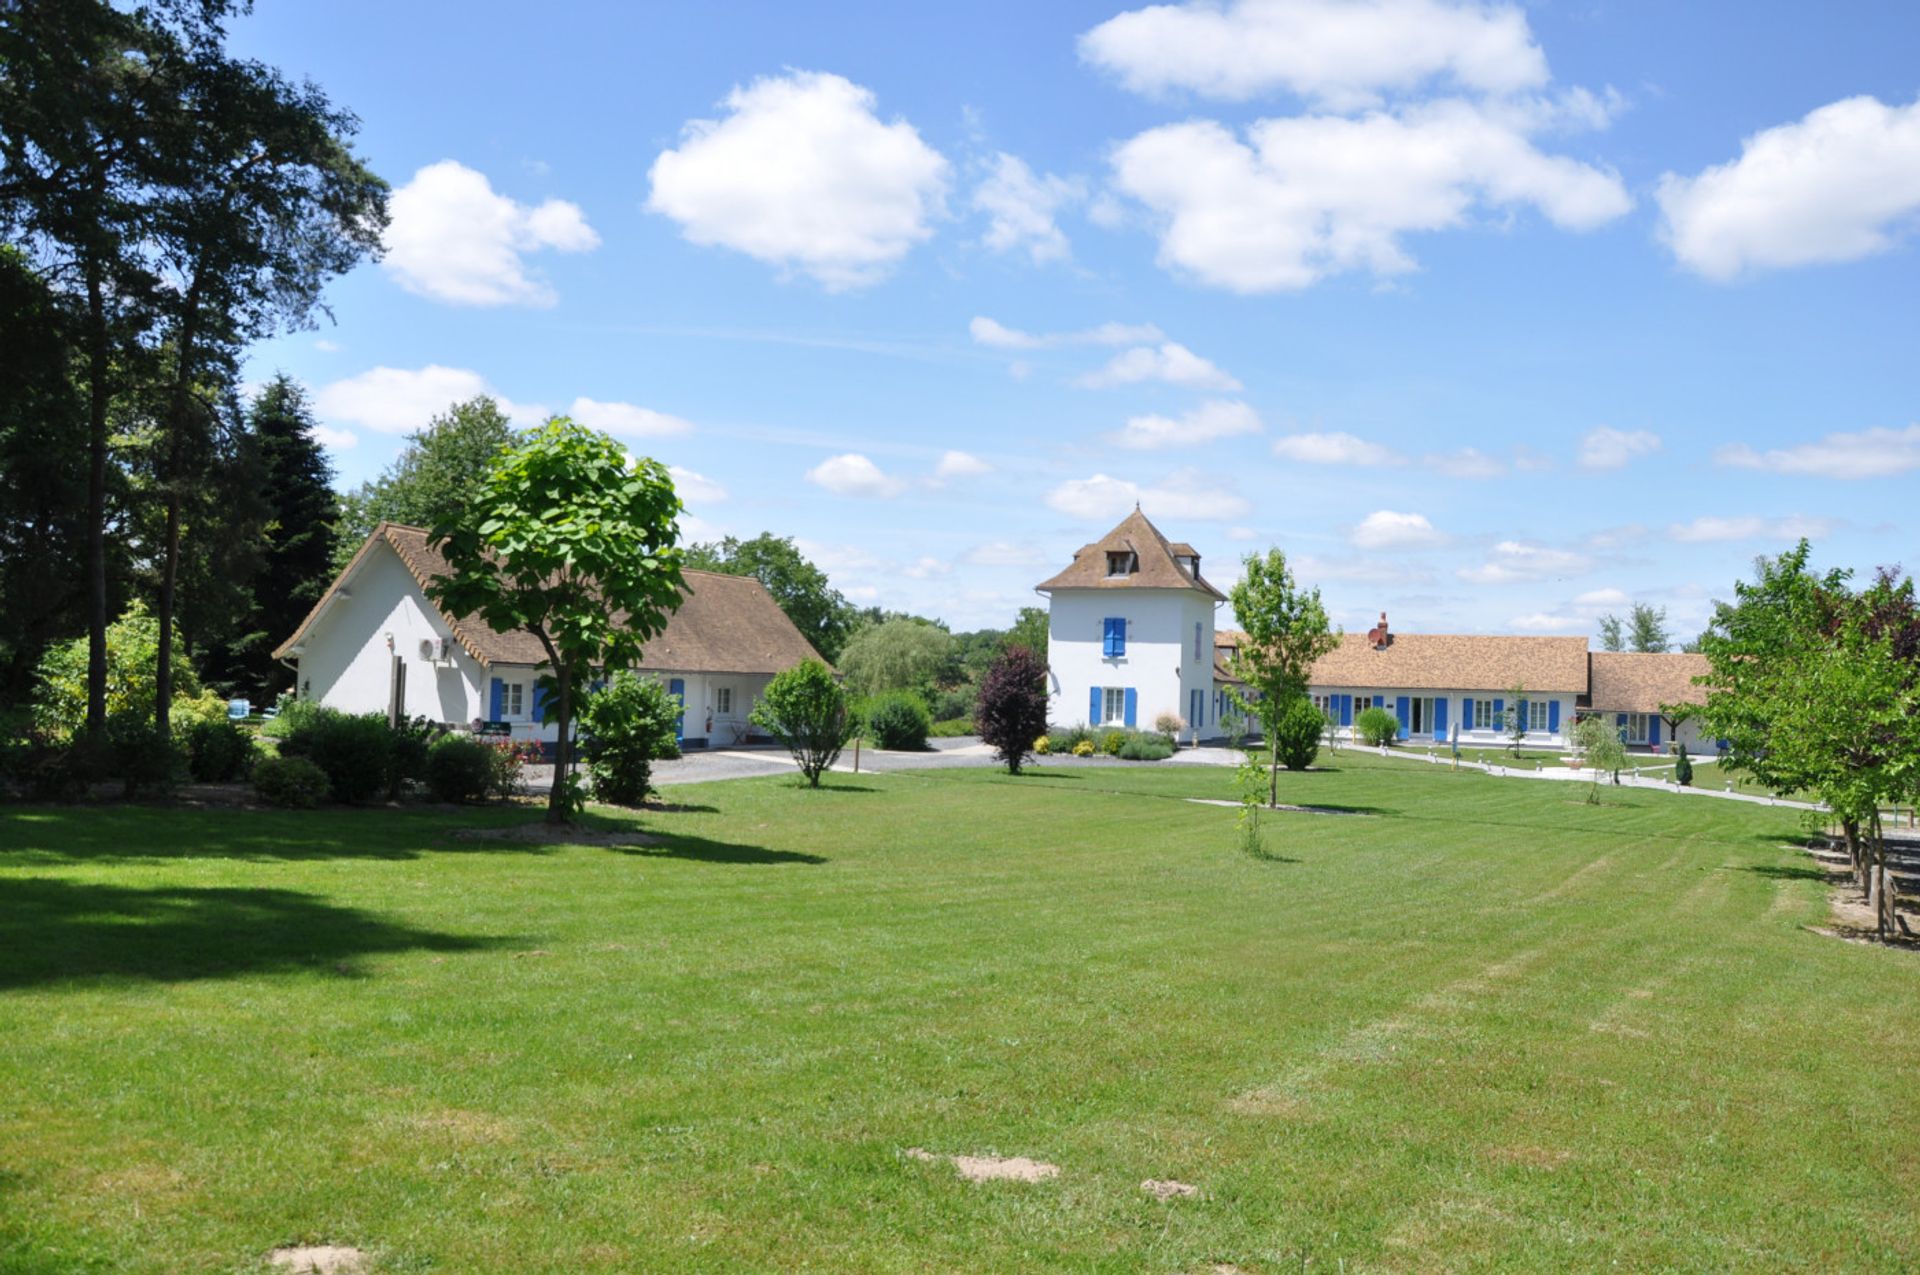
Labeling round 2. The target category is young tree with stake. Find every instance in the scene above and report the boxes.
[1226,548,1340,807]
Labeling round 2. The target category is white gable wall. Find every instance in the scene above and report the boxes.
[1047,587,1221,738]
[292,544,485,725]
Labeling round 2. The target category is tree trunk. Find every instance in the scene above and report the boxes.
[1841,818,1864,891]
[1268,748,1279,808]
[156,491,181,737]
[546,667,572,824]
[84,262,110,743]
[156,282,204,741]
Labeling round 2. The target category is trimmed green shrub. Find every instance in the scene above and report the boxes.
[862,691,932,751]
[1101,727,1127,756]
[1271,696,1325,772]
[425,735,496,804]
[253,755,329,808]
[1116,732,1175,761]
[1674,742,1694,786]
[387,715,449,799]
[929,718,974,738]
[260,694,322,740]
[178,717,254,783]
[1355,705,1399,747]
[278,709,393,803]
[578,671,682,806]
[106,713,180,796]
[1047,724,1094,753]
[750,659,853,787]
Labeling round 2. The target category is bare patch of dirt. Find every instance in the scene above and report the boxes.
[267,1246,368,1274]
[453,824,656,848]
[1142,1178,1202,1199]
[1795,843,1920,950]
[905,1147,1059,1182]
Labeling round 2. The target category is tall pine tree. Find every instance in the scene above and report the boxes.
[239,375,338,699]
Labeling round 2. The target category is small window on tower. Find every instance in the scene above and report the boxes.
[1106,551,1137,576]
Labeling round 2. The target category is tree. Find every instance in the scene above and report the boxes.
[1627,603,1671,653]
[750,659,852,788]
[1270,696,1325,771]
[234,376,338,697]
[1225,548,1341,807]
[1571,713,1626,803]
[1598,614,1623,652]
[684,533,854,662]
[1504,682,1528,755]
[336,397,519,566]
[976,645,1049,774]
[837,618,954,700]
[577,670,682,807]
[1006,606,1049,662]
[429,419,685,824]
[33,600,199,736]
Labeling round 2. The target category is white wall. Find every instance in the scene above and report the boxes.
[482,667,777,750]
[1048,589,1221,737]
[293,545,484,725]
[1311,685,1579,747]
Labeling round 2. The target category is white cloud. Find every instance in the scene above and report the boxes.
[1349,509,1443,549]
[805,453,907,498]
[973,153,1083,263]
[383,160,599,306]
[969,316,1164,349]
[313,338,342,353]
[1113,399,1263,450]
[1076,342,1241,390]
[1456,539,1591,584]
[1572,587,1631,608]
[311,425,358,450]
[1578,426,1661,470]
[1509,611,1584,633]
[902,556,952,580]
[1226,525,1259,541]
[1293,552,1431,585]
[647,71,949,289]
[1079,0,1550,109]
[1666,515,1841,544]
[1108,100,1630,293]
[1656,96,1920,280]
[1045,470,1249,522]
[966,541,1046,567]
[1272,431,1404,466]
[933,449,993,480]
[1715,424,1920,480]
[1426,446,1505,478]
[668,466,728,505]
[567,396,694,438]
[314,365,546,434]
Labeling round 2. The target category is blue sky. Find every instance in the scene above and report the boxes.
[230,1,1920,639]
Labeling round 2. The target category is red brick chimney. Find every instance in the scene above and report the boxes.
[1367,611,1390,649]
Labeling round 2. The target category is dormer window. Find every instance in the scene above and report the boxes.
[1106,551,1138,577]
[1177,554,1199,577]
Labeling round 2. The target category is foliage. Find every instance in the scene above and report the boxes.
[485,738,539,802]
[929,718,975,738]
[1101,728,1127,756]
[1571,714,1627,803]
[750,659,852,788]
[860,690,932,751]
[32,603,200,738]
[578,671,683,807]
[334,397,519,567]
[1598,613,1623,652]
[1504,682,1529,754]
[1116,732,1175,761]
[1270,695,1325,771]
[975,645,1050,775]
[1047,723,1095,753]
[1355,706,1400,748]
[260,694,321,740]
[429,418,685,823]
[277,708,392,804]
[1005,606,1050,664]
[251,754,329,808]
[1033,734,1051,755]
[1226,547,1341,806]
[1674,742,1693,787]
[837,618,954,700]
[387,715,448,800]
[1071,738,1096,757]
[1154,711,1186,740]
[685,532,856,663]
[178,716,253,782]
[1235,749,1272,855]
[424,736,496,805]
[928,686,974,724]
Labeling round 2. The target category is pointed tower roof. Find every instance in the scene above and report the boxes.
[1034,508,1227,599]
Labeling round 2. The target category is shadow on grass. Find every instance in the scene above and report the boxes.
[613,833,826,866]
[1739,863,1832,881]
[0,879,507,991]
[0,806,554,864]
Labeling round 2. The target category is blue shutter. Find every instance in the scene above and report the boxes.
[1123,688,1137,728]
[531,681,548,723]
[1101,618,1113,657]
[1492,698,1504,731]
[1515,698,1526,734]
[1339,693,1353,726]
[669,678,686,742]
[1433,697,1448,738]
[1114,619,1126,657]
[1616,712,1628,743]
[1648,715,1661,746]
[1090,686,1103,725]
[489,677,504,721]
[1548,700,1560,733]
[1395,696,1410,740]
[1462,697,1473,731]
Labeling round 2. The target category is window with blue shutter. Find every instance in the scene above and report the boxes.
[1102,617,1126,657]
[489,677,504,721]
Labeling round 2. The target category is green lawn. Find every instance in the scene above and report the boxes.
[3,754,1917,1273]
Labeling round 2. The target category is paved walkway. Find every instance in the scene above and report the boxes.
[1350,743,1829,811]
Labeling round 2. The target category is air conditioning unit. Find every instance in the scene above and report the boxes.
[418,638,435,661]
[418,637,452,662]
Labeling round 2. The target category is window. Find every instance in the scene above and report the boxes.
[1311,693,1332,717]
[1105,551,1137,576]
[1193,621,1202,659]
[505,683,525,717]
[1409,696,1436,734]
[715,687,733,715]
[1474,699,1494,730]
[1529,699,1549,731]
[1623,713,1649,744]
[1103,687,1126,724]
[1102,617,1127,658]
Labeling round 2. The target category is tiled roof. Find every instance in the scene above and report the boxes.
[1216,628,1591,693]
[1034,509,1228,600]
[274,523,825,675]
[1587,651,1710,713]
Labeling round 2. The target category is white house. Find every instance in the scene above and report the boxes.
[273,522,825,751]
[1036,509,1229,739]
